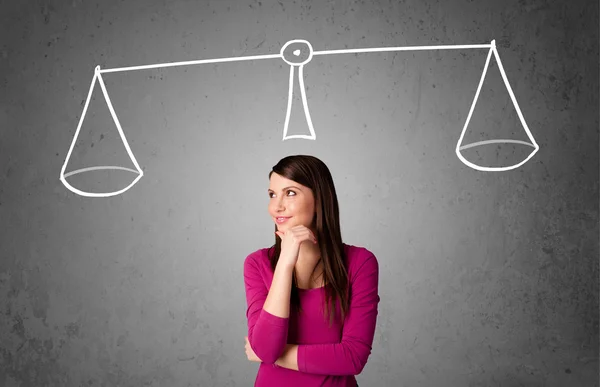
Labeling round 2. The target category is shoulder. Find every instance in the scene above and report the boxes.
[243,247,273,287]
[244,246,272,269]
[343,243,377,263]
[343,243,378,275]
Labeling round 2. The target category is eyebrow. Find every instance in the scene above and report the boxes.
[268,186,301,193]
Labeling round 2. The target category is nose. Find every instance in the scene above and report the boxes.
[274,197,285,210]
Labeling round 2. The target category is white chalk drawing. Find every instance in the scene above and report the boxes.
[60,39,539,197]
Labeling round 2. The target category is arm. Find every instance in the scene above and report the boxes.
[281,254,380,375]
[244,253,295,364]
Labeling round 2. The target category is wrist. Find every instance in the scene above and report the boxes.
[277,259,296,271]
[275,344,289,367]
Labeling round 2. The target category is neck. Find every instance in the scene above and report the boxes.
[294,241,323,288]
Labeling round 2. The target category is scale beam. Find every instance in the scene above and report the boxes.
[60,38,539,197]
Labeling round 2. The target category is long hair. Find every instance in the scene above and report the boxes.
[267,155,349,327]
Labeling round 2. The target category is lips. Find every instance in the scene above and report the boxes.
[276,216,291,224]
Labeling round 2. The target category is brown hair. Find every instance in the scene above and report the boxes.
[267,155,349,327]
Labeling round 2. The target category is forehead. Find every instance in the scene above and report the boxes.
[269,173,301,189]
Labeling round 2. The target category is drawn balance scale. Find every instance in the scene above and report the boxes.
[59,39,540,198]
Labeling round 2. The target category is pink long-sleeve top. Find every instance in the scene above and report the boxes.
[244,243,380,387]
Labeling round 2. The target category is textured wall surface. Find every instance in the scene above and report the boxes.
[1,0,598,386]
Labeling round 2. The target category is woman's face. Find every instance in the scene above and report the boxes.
[268,172,316,231]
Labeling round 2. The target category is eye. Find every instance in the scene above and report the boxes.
[269,190,296,198]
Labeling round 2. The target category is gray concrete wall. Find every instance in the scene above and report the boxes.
[1,0,598,386]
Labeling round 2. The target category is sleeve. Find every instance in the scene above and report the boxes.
[243,252,290,364]
[297,253,380,375]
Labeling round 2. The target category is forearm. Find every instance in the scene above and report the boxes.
[294,341,371,375]
[262,261,294,318]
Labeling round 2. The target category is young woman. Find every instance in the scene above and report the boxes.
[243,155,380,387]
